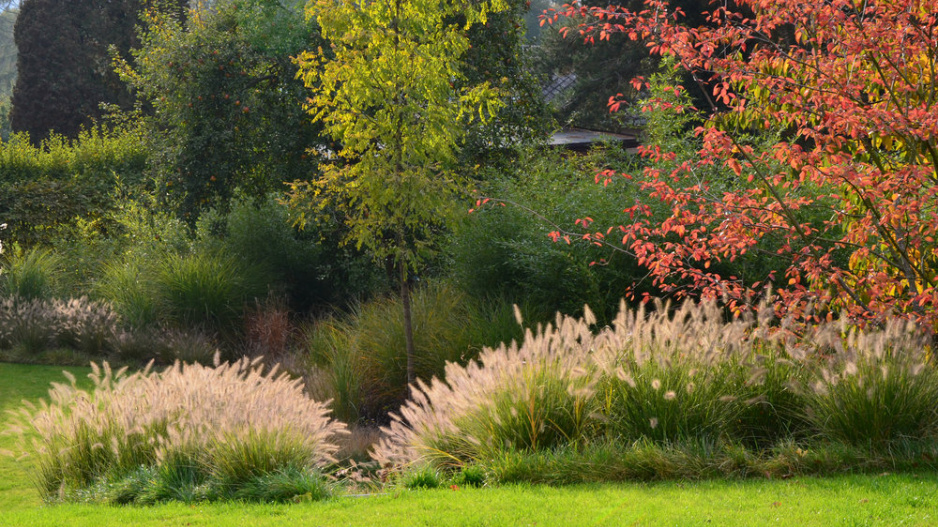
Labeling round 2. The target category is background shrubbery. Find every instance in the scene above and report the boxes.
[0,127,148,248]
[448,146,653,325]
[302,283,527,423]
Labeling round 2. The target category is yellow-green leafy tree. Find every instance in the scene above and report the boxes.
[292,0,505,383]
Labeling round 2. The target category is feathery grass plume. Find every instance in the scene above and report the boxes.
[0,296,58,351]
[53,297,120,355]
[803,317,938,448]
[374,298,938,476]
[11,356,347,502]
[372,300,810,470]
[592,300,763,444]
[372,307,602,469]
[0,296,119,356]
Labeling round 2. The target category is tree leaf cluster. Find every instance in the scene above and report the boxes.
[118,0,328,221]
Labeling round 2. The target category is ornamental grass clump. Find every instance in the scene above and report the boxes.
[156,251,262,332]
[10,356,346,503]
[804,318,938,449]
[0,245,62,301]
[0,296,119,356]
[372,301,783,470]
[376,299,938,482]
[372,306,601,469]
[592,301,758,444]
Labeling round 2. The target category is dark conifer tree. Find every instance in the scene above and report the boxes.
[10,0,184,144]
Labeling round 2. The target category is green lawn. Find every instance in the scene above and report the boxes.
[2,362,937,526]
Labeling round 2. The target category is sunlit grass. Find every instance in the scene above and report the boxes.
[375,300,938,476]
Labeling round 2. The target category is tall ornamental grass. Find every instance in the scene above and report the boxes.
[593,302,756,445]
[373,301,938,474]
[0,245,63,300]
[96,258,160,329]
[804,318,938,449]
[0,296,119,356]
[9,357,347,503]
[156,251,266,333]
[303,283,526,423]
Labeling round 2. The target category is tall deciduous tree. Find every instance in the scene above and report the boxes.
[119,0,326,221]
[292,0,505,383]
[550,0,938,329]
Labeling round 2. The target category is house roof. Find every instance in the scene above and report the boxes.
[548,127,640,152]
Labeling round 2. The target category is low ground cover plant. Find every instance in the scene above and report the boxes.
[8,356,347,504]
[374,301,938,483]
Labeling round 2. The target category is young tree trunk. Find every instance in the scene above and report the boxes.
[400,266,416,385]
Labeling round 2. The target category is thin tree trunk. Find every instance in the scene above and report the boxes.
[400,266,416,385]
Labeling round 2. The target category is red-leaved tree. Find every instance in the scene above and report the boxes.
[545,0,938,329]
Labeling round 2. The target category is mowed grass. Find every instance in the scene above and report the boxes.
[2,363,938,526]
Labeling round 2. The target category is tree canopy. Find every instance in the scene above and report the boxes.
[292,0,506,381]
[551,0,938,329]
[119,0,326,220]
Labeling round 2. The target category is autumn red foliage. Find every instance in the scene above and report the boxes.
[546,0,938,330]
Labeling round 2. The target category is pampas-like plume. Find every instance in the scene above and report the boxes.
[372,299,938,468]
[12,357,347,499]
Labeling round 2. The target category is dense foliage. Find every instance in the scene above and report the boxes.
[0,127,149,247]
[3,0,938,505]
[10,0,186,144]
[550,0,938,329]
[294,0,509,382]
[119,0,326,221]
[450,146,654,324]
[459,0,553,165]
[535,0,711,131]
